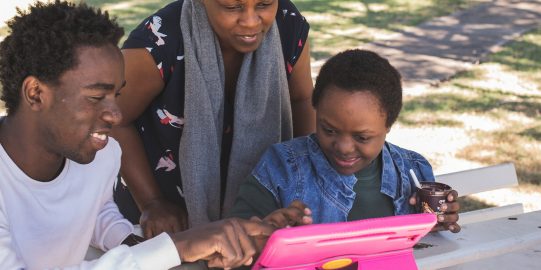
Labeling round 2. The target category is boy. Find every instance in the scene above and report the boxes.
[231,49,460,233]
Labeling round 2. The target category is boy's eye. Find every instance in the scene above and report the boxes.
[225,4,242,10]
[354,135,369,143]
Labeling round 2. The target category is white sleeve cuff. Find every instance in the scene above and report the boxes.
[130,232,181,270]
[103,220,133,250]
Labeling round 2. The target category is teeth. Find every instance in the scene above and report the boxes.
[91,133,107,141]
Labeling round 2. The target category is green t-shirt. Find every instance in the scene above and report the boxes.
[229,154,395,221]
[347,155,395,220]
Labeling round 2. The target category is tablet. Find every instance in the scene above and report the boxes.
[252,213,436,270]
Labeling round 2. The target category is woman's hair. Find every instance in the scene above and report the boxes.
[312,49,402,128]
[0,0,124,115]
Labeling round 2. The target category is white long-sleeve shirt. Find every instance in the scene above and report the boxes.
[0,138,180,269]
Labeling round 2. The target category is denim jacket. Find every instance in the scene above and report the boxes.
[252,134,435,224]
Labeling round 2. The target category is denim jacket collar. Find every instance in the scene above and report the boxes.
[307,134,357,209]
[381,144,399,200]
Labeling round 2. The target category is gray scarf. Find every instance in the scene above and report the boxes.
[179,0,293,227]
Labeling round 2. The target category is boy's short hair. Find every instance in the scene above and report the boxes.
[0,0,124,115]
[312,49,402,128]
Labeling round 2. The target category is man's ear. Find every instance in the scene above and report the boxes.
[21,76,47,111]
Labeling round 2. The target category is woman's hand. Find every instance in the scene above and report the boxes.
[261,200,312,228]
[409,190,461,233]
[140,199,188,238]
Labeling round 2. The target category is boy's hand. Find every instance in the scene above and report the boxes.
[171,218,276,269]
[261,200,312,228]
[409,190,461,233]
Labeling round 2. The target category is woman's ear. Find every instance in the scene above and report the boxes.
[21,76,45,111]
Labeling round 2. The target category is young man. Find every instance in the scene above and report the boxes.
[0,1,276,269]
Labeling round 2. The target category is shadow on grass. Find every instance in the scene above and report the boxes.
[295,0,476,60]
[458,131,541,186]
[520,125,541,141]
[84,0,169,36]
[401,89,541,119]
[488,39,541,72]
[458,196,495,213]
[398,114,463,127]
[296,0,472,31]
[354,0,471,31]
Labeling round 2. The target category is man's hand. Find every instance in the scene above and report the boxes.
[171,218,276,269]
[262,200,312,228]
[140,199,188,239]
[409,190,461,233]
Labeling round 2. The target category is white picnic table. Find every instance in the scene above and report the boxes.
[414,210,541,270]
[85,211,541,269]
[87,163,540,269]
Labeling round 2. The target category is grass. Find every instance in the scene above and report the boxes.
[82,0,169,43]
[296,0,485,59]
[398,28,541,210]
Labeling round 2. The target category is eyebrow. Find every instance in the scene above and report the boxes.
[83,81,126,91]
[320,118,376,134]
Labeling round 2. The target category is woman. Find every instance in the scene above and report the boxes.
[112,0,315,239]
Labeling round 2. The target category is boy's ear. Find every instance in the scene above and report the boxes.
[386,126,391,134]
[21,76,47,111]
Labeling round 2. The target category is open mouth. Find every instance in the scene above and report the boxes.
[334,156,361,168]
[237,33,259,43]
[90,132,109,150]
[90,132,107,141]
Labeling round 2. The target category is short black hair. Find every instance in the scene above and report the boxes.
[312,49,402,128]
[0,0,124,115]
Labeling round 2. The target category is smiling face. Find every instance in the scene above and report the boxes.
[316,86,389,175]
[203,0,278,54]
[39,45,124,164]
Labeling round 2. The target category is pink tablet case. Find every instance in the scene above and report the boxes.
[252,213,436,270]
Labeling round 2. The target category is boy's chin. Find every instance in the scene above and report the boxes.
[333,165,361,176]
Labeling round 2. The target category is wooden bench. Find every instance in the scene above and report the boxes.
[434,162,523,225]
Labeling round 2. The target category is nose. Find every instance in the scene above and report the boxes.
[334,136,355,157]
[101,100,122,126]
[239,7,260,28]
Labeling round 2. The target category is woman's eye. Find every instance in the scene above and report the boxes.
[323,127,335,134]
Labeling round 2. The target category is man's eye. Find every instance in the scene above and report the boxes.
[257,3,271,9]
[88,96,105,102]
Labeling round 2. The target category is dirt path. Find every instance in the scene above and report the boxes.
[353,0,541,212]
